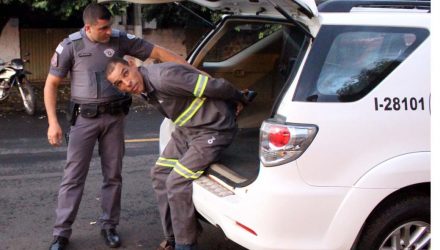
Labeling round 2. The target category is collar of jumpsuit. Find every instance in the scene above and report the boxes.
[140,66,155,98]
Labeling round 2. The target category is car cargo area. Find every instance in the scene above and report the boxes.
[193,19,307,187]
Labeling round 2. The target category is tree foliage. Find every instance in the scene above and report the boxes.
[0,0,129,19]
[0,0,219,25]
[0,0,89,19]
[0,0,218,28]
[141,2,220,28]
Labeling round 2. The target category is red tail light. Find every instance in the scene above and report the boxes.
[260,120,318,167]
[269,126,291,147]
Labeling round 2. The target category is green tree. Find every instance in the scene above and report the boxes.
[0,0,128,20]
[141,2,219,28]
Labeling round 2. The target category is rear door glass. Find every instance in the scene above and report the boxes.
[294,26,429,102]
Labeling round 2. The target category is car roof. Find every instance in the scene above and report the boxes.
[318,0,431,13]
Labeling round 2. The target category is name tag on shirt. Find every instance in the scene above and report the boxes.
[78,52,92,57]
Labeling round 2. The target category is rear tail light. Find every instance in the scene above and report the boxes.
[260,120,318,167]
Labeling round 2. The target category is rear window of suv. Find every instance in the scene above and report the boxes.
[294,25,429,102]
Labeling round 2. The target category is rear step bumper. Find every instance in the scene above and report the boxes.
[194,175,234,197]
[206,163,249,187]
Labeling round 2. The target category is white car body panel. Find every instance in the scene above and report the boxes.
[354,152,430,188]
[277,13,431,187]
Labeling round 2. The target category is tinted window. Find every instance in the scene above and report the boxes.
[294,26,429,102]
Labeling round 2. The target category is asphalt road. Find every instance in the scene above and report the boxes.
[0,107,246,250]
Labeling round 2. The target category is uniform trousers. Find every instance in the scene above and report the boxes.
[151,126,236,245]
[53,113,125,238]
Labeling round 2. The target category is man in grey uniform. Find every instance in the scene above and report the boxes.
[105,58,253,250]
[44,3,187,250]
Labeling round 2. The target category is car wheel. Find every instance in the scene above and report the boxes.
[356,194,430,250]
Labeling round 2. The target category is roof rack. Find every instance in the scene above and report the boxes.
[318,0,431,13]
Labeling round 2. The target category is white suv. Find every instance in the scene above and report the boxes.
[115,0,431,249]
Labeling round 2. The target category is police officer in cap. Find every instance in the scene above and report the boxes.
[44,3,188,250]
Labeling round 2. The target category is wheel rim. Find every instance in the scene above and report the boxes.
[18,80,35,115]
[23,88,33,111]
[379,221,430,250]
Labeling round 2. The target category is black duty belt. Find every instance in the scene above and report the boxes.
[76,96,132,118]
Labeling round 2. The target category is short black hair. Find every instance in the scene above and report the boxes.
[83,3,112,25]
[105,57,129,79]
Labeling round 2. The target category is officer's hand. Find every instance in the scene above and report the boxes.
[47,123,63,147]
[239,89,257,106]
[235,101,244,116]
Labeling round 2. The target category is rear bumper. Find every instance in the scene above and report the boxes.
[192,163,392,250]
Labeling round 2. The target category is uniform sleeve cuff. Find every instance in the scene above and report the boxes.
[49,68,68,78]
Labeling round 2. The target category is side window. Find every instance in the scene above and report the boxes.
[203,23,282,62]
[294,26,429,102]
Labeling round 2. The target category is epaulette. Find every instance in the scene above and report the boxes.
[68,31,82,41]
[111,29,120,37]
[68,31,84,52]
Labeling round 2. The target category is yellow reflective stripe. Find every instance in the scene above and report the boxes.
[173,167,191,179]
[174,161,204,179]
[193,74,208,97]
[173,97,206,126]
[156,157,178,168]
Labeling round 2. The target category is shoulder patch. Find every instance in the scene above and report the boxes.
[51,53,58,67]
[55,43,64,54]
[68,31,82,41]
[127,33,136,40]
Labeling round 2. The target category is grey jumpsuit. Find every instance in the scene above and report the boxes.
[139,63,243,245]
[49,28,153,238]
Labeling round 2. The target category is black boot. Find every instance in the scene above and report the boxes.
[101,228,121,248]
[49,236,69,250]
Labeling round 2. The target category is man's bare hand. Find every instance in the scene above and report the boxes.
[236,101,244,116]
[47,123,63,147]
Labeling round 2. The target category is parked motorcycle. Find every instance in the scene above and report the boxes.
[0,54,36,115]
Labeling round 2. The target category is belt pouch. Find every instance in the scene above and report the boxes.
[66,102,79,125]
[109,101,122,115]
[80,104,98,118]
[109,96,132,115]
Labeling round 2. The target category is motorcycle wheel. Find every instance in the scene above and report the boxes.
[18,77,36,115]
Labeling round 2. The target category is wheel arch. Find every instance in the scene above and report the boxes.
[351,182,430,249]
[321,152,430,249]
[354,152,430,189]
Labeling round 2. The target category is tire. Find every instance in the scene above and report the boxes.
[356,194,430,250]
[18,77,36,115]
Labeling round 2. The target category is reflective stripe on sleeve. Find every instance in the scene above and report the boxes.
[173,97,206,126]
[156,157,178,168]
[193,74,208,98]
[174,161,204,179]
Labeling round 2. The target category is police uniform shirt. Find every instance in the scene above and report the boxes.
[49,28,154,103]
[140,62,243,130]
